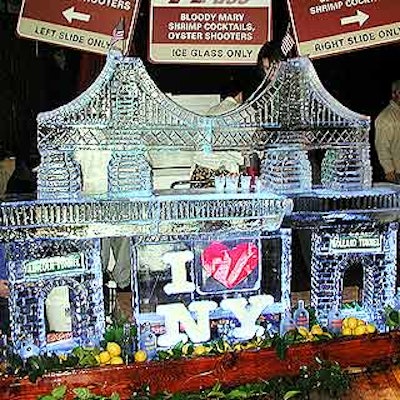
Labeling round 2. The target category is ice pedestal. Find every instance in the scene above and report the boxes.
[286,186,400,331]
[5,238,104,356]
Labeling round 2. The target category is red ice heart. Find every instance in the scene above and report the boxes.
[201,241,259,289]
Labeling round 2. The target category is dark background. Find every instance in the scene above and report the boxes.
[0,0,399,180]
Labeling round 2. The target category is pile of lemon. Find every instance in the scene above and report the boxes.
[96,342,124,366]
[341,317,376,336]
[297,325,332,341]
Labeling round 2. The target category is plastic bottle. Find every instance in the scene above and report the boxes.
[293,300,309,330]
[280,310,295,336]
[328,306,343,334]
[139,322,157,360]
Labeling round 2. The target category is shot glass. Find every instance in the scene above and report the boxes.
[214,175,226,193]
[240,175,252,193]
[225,175,239,193]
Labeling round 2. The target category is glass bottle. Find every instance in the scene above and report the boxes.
[121,323,134,364]
[328,306,343,334]
[294,300,309,330]
[280,310,295,336]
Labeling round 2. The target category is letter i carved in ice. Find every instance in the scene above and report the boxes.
[162,250,195,295]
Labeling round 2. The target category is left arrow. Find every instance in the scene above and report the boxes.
[62,6,91,23]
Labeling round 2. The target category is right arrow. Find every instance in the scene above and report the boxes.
[340,10,370,27]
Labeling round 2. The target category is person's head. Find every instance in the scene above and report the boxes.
[256,41,283,77]
[391,80,400,105]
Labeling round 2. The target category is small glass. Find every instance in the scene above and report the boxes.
[225,175,239,193]
[214,176,226,193]
[254,177,264,192]
[240,175,252,193]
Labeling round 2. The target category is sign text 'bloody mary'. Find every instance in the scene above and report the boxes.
[17,0,140,55]
[287,0,400,58]
[149,0,272,65]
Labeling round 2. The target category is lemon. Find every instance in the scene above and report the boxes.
[366,324,376,334]
[297,327,309,337]
[307,333,315,342]
[342,318,349,328]
[193,345,207,356]
[347,317,358,330]
[354,325,366,336]
[95,355,101,364]
[310,325,323,335]
[110,356,124,365]
[99,351,111,364]
[342,327,352,336]
[134,350,148,362]
[106,342,122,358]
[357,319,366,326]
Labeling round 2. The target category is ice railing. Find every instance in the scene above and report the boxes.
[0,192,293,239]
[37,52,370,153]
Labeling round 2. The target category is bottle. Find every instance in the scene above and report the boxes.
[121,323,134,364]
[139,322,157,360]
[328,306,343,334]
[294,300,309,330]
[246,153,260,191]
[394,287,400,310]
[280,310,295,336]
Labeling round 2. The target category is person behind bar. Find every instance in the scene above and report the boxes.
[207,78,243,116]
[375,80,400,183]
[256,40,283,82]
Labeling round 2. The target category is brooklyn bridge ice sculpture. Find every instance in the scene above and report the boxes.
[0,50,396,357]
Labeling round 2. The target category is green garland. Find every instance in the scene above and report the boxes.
[36,358,350,400]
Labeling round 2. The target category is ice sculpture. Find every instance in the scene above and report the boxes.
[310,223,397,328]
[251,58,372,192]
[132,231,292,352]
[0,50,296,356]
[5,239,104,356]
[0,48,397,359]
[36,52,371,199]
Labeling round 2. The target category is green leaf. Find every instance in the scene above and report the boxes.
[72,387,91,399]
[225,389,248,399]
[38,395,56,400]
[283,390,301,400]
[51,385,67,399]
[110,394,120,400]
[206,391,225,399]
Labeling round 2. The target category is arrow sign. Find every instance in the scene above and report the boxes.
[62,6,91,24]
[340,10,369,27]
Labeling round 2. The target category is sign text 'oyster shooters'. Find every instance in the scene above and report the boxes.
[149,0,272,64]
[17,0,140,54]
[287,0,400,58]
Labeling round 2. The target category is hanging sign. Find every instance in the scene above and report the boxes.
[287,0,400,58]
[149,0,272,64]
[329,233,383,254]
[17,0,140,54]
[23,253,85,277]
